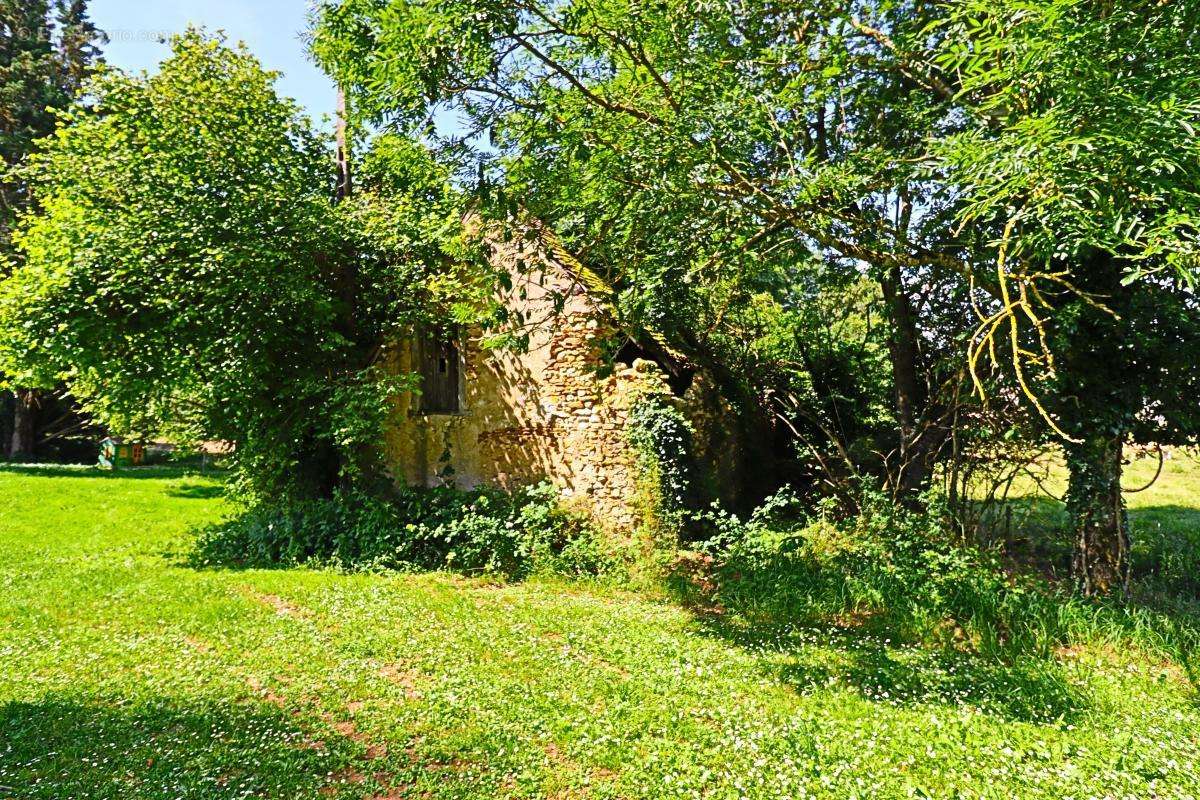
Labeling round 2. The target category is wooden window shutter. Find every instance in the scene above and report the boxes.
[419,337,461,413]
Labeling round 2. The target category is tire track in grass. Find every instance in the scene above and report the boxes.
[189,580,633,798]
[180,586,440,799]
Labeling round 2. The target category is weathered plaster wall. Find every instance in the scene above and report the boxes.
[382,239,670,530]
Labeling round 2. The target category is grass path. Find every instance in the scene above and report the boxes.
[1,466,1198,799]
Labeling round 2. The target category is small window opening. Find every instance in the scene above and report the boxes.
[613,337,695,396]
[614,339,655,368]
[419,337,461,413]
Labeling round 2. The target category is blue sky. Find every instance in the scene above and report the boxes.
[91,0,335,125]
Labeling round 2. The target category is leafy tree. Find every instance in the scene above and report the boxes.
[914,0,1200,593]
[0,0,105,457]
[0,31,471,500]
[309,0,979,502]
[312,0,1200,593]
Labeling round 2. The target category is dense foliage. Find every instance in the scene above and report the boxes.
[0,0,104,249]
[626,392,695,530]
[931,0,1200,281]
[307,0,982,492]
[0,0,105,458]
[923,0,1200,592]
[193,482,617,579]
[0,1,1196,596]
[310,0,1200,593]
[0,32,473,500]
[680,485,1198,678]
[4,8,1200,794]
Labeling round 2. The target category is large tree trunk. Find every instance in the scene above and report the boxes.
[1064,435,1130,597]
[881,263,932,499]
[10,388,39,459]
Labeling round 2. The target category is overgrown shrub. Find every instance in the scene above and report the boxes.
[192,482,619,579]
[677,486,1200,669]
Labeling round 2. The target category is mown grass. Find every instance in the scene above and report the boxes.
[2,464,1199,799]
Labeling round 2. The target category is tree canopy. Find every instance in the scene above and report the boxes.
[0,31,473,499]
[309,0,1200,591]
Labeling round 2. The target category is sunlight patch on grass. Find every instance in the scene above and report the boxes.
[1,466,1198,798]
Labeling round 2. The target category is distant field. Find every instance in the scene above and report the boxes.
[999,447,1200,595]
[1,465,1198,799]
[1005,445,1200,513]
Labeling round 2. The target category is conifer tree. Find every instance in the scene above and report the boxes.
[0,0,104,458]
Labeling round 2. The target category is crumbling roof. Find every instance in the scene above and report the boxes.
[468,208,694,377]
[531,224,694,376]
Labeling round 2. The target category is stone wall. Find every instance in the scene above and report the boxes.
[382,236,680,531]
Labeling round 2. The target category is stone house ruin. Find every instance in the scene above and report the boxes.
[382,226,745,530]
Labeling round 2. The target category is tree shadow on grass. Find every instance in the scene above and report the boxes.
[693,616,1086,724]
[167,483,227,500]
[0,695,357,800]
[0,464,224,481]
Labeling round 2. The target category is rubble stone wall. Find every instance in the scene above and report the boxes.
[382,239,675,531]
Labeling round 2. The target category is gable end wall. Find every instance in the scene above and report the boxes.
[382,242,667,530]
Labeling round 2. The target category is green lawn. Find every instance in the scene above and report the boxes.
[2,465,1198,799]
